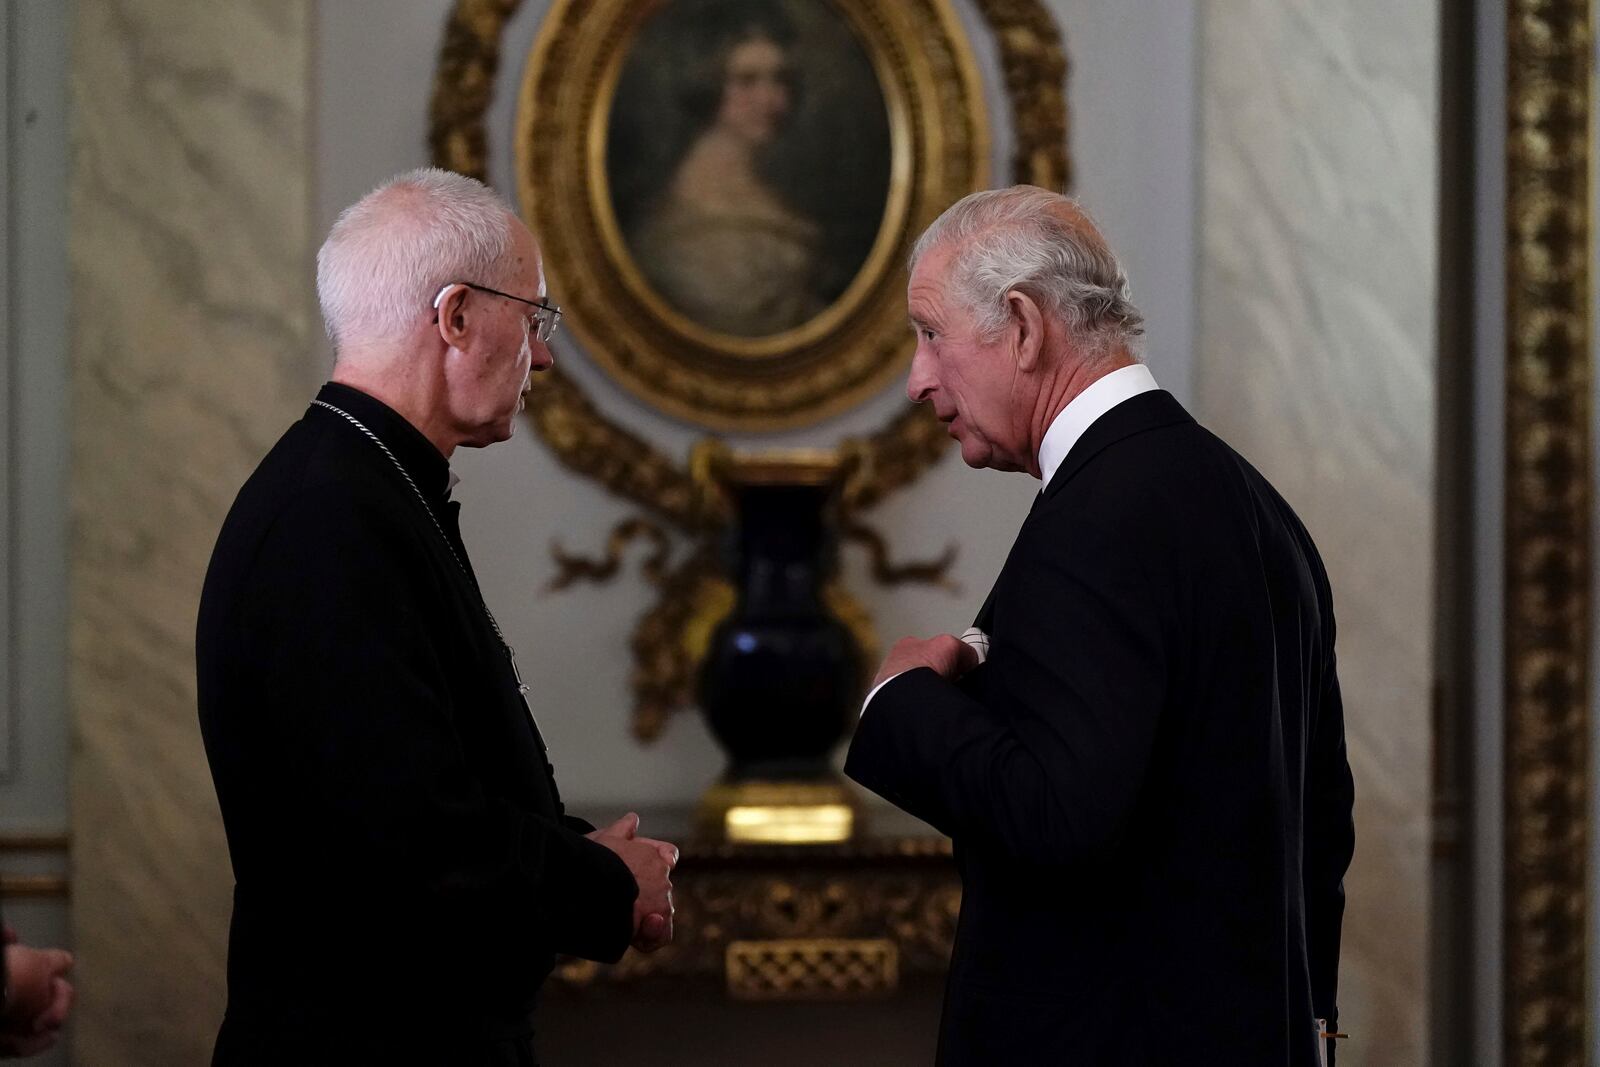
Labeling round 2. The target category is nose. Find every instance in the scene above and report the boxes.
[906,346,937,404]
[759,76,789,114]
[529,339,554,373]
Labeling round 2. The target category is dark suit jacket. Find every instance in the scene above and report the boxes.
[846,390,1355,1066]
[197,383,637,1064]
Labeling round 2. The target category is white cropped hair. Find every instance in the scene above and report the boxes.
[912,186,1144,357]
[316,167,516,348]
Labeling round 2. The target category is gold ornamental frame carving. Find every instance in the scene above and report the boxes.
[517,0,987,431]
[429,0,1070,521]
[431,0,1071,738]
[1503,0,1593,1063]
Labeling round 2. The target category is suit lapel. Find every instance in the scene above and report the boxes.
[972,491,1041,630]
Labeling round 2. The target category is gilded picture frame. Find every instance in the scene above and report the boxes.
[515,0,988,431]
[428,0,1069,548]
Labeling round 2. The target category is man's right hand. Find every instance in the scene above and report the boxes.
[871,634,981,689]
[0,943,74,1058]
[588,813,677,954]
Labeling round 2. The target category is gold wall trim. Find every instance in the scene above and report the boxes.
[0,875,69,900]
[0,833,70,852]
[1503,0,1593,1063]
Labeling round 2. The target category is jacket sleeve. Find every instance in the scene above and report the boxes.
[561,814,599,835]
[846,512,1165,867]
[241,483,637,964]
[1304,610,1356,1057]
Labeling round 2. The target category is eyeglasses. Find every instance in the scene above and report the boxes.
[432,281,562,342]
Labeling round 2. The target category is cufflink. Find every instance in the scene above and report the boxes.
[960,627,990,665]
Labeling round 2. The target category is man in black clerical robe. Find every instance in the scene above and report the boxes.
[197,169,676,1065]
[845,187,1356,1065]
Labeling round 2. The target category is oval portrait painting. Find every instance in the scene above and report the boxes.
[604,0,894,340]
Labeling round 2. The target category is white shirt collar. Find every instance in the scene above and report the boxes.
[446,469,461,498]
[1037,363,1160,489]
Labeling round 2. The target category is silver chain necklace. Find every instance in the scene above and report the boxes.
[311,399,535,704]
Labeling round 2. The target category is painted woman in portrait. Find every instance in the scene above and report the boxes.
[625,2,822,338]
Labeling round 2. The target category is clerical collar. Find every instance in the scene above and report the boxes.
[315,382,454,502]
[1037,363,1160,490]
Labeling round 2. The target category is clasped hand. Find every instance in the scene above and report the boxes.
[587,813,678,953]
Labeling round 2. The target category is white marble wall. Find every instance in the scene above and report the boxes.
[1197,2,1438,1064]
[67,2,315,1061]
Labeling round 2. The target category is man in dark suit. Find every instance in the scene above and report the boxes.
[197,168,677,1064]
[846,186,1355,1065]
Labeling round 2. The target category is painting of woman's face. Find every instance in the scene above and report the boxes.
[718,38,794,147]
[604,0,893,341]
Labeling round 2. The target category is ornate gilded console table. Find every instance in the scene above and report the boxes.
[552,805,959,1000]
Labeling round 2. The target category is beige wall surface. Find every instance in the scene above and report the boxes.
[67,1,315,1061]
[1197,2,1439,1063]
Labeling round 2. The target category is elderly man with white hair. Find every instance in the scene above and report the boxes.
[197,168,676,1065]
[845,185,1355,1066]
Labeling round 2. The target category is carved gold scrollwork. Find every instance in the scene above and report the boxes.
[1503,1,1592,1063]
[967,0,1071,191]
[551,853,961,993]
[430,0,1072,737]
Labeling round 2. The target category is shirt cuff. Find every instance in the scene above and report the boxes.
[860,671,908,718]
[859,628,990,718]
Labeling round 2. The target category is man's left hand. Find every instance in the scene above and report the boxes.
[871,634,980,690]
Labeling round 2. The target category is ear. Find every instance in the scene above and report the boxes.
[1006,289,1046,372]
[433,284,471,348]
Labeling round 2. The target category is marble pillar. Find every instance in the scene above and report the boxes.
[1197,2,1438,1064]
[67,2,314,1061]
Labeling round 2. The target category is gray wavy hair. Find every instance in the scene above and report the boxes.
[910,186,1144,358]
[317,167,517,348]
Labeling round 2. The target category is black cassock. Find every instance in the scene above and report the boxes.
[846,390,1356,1066]
[197,382,636,1065]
